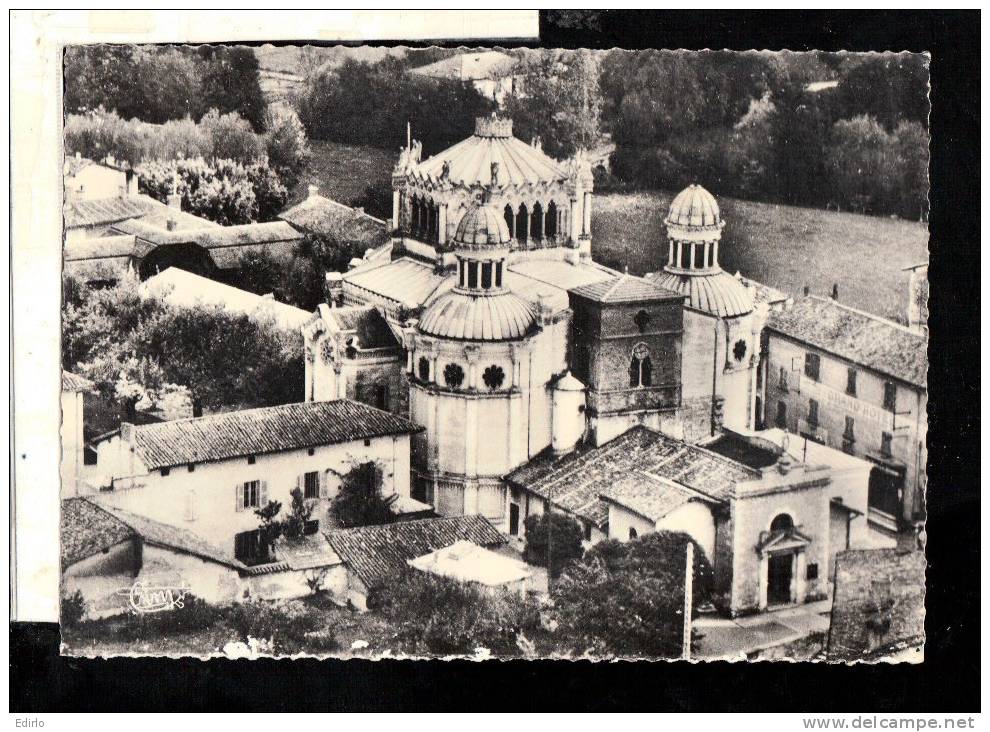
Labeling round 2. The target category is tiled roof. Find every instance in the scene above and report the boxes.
[129,400,423,470]
[418,290,537,341]
[142,268,312,332]
[324,305,400,350]
[646,269,754,318]
[62,371,95,393]
[274,532,342,571]
[64,235,138,262]
[98,503,246,570]
[508,258,617,293]
[570,273,684,304]
[61,497,136,566]
[766,296,928,388]
[278,194,388,249]
[827,548,926,662]
[113,219,301,249]
[600,473,705,522]
[64,197,149,229]
[345,257,451,309]
[325,515,506,589]
[506,427,759,528]
[737,274,790,307]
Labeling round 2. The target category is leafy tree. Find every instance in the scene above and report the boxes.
[503,49,604,159]
[835,53,930,131]
[282,487,317,540]
[264,106,310,189]
[196,46,268,132]
[198,108,265,163]
[254,499,284,555]
[893,120,930,221]
[551,531,713,658]
[522,512,585,578]
[373,568,543,656]
[296,56,492,155]
[350,180,393,221]
[824,115,898,214]
[136,157,287,225]
[331,461,391,528]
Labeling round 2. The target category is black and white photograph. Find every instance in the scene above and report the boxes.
[9,7,981,715]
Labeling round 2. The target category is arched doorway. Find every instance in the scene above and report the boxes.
[138,243,217,281]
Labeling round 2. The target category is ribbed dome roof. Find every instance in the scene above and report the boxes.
[409,117,567,189]
[418,290,537,341]
[454,203,512,248]
[647,269,754,318]
[666,184,723,229]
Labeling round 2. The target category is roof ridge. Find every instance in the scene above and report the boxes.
[805,295,925,338]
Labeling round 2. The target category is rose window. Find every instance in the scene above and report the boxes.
[482,365,505,390]
[443,363,465,388]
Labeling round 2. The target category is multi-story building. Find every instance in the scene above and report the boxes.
[761,296,928,536]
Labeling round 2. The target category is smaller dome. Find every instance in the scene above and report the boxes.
[454,203,513,249]
[419,290,536,341]
[647,269,754,318]
[666,184,723,229]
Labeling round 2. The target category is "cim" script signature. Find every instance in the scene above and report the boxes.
[116,581,191,614]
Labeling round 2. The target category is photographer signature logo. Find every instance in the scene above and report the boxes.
[116,581,191,614]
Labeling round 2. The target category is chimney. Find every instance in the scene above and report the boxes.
[120,421,135,444]
[308,184,319,199]
[354,206,364,215]
[75,151,81,160]
[167,193,182,210]
[326,271,344,307]
[126,170,139,196]
[831,283,839,300]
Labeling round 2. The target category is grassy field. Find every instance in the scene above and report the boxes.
[296,142,929,321]
[287,140,395,209]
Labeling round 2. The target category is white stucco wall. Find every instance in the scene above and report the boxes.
[60,389,85,497]
[67,165,128,200]
[96,434,411,552]
[606,500,716,562]
[62,539,139,618]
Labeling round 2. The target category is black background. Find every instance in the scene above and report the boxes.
[11,9,980,712]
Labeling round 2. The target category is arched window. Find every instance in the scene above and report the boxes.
[503,204,515,239]
[629,343,653,387]
[770,514,794,533]
[546,201,558,239]
[629,527,638,540]
[531,202,544,241]
[495,261,503,287]
[418,356,431,382]
[481,261,493,289]
[516,204,529,245]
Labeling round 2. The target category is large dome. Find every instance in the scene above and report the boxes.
[454,203,512,249]
[418,290,537,341]
[666,184,724,231]
[647,269,754,318]
[406,115,568,189]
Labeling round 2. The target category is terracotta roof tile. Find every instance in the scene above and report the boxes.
[506,427,759,528]
[570,273,684,304]
[129,400,422,471]
[766,296,928,388]
[60,497,136,566]
[62,371,95,393]
[325,515,505,589]
[325,305,400,350]
[278,194,388,249]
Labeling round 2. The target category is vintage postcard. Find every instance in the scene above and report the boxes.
[47,39,929,662]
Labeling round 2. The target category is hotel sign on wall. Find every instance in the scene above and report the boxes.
[799,378,890,428]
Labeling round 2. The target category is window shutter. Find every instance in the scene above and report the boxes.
[296,473,302,495]
[319,470,328,499]
[235,483,243,512]
[260,480,268,507]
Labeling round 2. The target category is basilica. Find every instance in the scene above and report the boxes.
[303,114,786,533]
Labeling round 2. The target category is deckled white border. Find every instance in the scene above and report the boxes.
[8,9,538,623]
